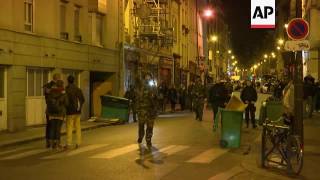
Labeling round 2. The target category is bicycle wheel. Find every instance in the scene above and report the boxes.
[287,135,303,175]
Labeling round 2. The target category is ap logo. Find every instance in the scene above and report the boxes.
[251,0,275,28]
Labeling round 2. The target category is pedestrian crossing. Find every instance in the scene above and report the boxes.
[0,143,230,164]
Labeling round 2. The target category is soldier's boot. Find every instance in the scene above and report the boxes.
[146,139,152,149]
[138,123,145,143]
[137,137,143,144]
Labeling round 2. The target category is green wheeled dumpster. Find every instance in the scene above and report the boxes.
[100,95,129,123]
[219,109,243,148]
[258,101,283,125]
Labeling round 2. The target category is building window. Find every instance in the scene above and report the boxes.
[96,13,103,45]
[27,68,49,97]
[74,6,81,42]
[0,67,5,98]
[24,0,33,32]
[60,1,68,40]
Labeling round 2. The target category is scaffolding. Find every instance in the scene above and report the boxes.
[131,0,173,48]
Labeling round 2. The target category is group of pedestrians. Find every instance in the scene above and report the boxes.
[157,83,188,112]
[44,73,85,150]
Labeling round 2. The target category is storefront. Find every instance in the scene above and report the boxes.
[159,58,173,86]
[124,50,140,90]
[189,61,197,83]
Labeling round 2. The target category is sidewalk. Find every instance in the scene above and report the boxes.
[236,113,320,180]
[0,120,118,148]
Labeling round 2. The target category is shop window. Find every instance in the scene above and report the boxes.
[27,68,49,96]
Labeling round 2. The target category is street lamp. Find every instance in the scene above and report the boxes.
[203,8,214,19]
[278,39,284,45]
[210,35,218,42]
[277,46,281,50]
[264,54,268,59]
[231,55,235,60]
[228,50,232,54]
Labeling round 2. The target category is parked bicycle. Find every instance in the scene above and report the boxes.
[261,114,303,175]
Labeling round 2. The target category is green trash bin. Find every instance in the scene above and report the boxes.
[219,109,243,148]
[265,101,283,122]
[100,95,129,123]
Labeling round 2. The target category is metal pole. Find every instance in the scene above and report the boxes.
[293,0,304,143]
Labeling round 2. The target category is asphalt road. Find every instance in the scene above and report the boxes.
[0,93,270,180]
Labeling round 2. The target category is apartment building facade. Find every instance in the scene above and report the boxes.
[123,0,206,89]
[0,0,122,132]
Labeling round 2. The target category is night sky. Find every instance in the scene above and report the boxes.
[221,0,275,68]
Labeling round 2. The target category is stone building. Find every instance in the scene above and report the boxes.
[0,0,121,132]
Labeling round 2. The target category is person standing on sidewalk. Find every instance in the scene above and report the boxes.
[193,78,206,121]
[168,85,177,112]
[43,73,61,148]
[125,85,137,122]
[47,80,69,149]
[65,75,85,149]
[241,80,258,128]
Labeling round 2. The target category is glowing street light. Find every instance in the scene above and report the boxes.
[277,46,281,50]
[231,55,235,59]
[264,54,268,59]
[210,35,218,42]
[203,8,214,18]
[253,65,257,69]
[216,50,220,54]
[228,50,232,54]
[278,39,284,45]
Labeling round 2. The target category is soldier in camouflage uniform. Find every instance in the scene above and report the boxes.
[136,73,158,147]
[192,78,206,121]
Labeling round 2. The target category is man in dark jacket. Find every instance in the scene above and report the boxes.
[125,85,137,122]
[65,75,85,149]
[241,80,258,128]
[192,78,206,121]
[209,80,229,121]
[168,85,177,112]
[43,73,61,148]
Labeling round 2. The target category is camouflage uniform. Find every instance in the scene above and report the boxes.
[136,79,158,146]
[192,80,205,121]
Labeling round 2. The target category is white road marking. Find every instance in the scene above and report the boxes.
[42,144,109,159]
[186,147,228,164]
[1,149,49,160]
[208,166,244,180]
[91,144,139,159]
[163,145,189,156]
[151,145,176,156]
[0,147,30,156]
